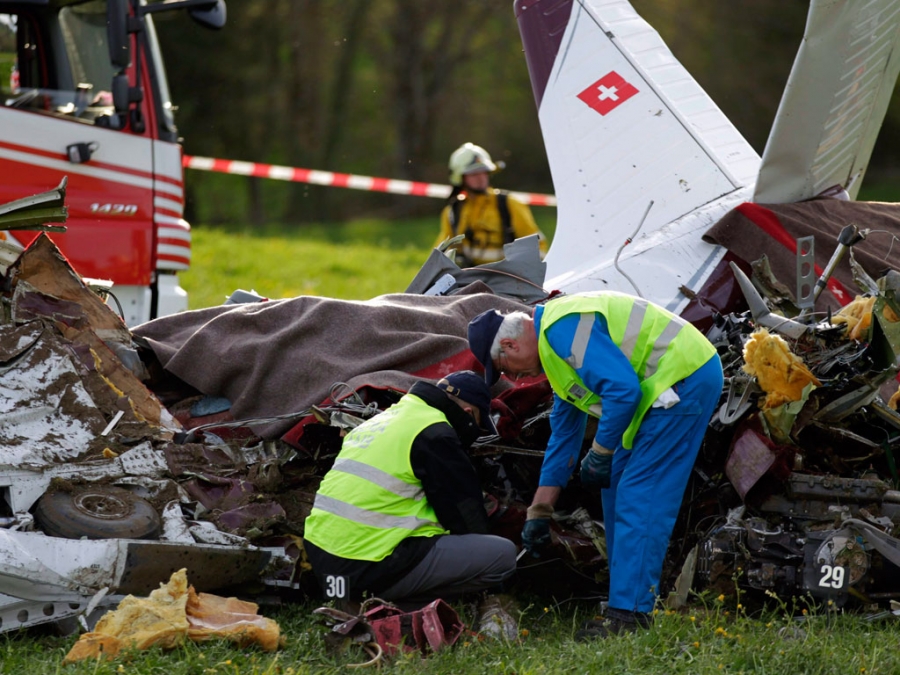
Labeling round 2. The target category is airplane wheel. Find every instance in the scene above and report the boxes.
[34,486,161,540]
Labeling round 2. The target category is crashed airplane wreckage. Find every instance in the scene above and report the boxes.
[6,202,900,634]
[7,0,900,636]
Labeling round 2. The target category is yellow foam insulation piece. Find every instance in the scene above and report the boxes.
[64,568,189,663]
[832,296,876,341]
[63,569,282,664]
[742,329,821,409]
[890,386,900,411]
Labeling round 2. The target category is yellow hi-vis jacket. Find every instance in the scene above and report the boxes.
[435,189,547,265]
[538,292,716,448]
[303,394,448,561]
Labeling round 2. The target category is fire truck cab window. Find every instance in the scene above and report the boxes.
[1,1,115,123]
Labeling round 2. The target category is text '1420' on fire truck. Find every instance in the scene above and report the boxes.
[0,0,226,325]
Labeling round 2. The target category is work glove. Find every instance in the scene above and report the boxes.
[521,503,553,557]
[580,441,614,491]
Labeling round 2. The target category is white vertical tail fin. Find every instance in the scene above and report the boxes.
[516,0,759,304]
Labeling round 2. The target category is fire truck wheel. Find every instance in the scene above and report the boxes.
[34,486,161,540]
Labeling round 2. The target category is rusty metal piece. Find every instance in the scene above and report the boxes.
[116,541,271,595]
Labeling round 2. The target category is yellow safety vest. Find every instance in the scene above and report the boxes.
[538,292,715,448]
[435,190,547,265]
[304,394,448,561]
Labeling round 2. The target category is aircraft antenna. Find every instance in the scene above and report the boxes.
[614,200,654,298]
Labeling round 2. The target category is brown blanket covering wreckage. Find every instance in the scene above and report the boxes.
[131,286,534,440]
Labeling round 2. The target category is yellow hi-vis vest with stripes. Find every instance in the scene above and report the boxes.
[303,394,449,561]
[538,292,716,449]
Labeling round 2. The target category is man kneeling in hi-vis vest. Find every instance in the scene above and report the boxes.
[467,292,723,640]
[304,371,517,617]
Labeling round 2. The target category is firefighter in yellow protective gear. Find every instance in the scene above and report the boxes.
[435,143,548,267]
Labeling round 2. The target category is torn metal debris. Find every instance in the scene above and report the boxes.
[5,195,900,636]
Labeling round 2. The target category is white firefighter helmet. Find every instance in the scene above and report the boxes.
[448,143,498,185]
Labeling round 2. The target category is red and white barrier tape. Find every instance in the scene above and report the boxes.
[182,155,557,207]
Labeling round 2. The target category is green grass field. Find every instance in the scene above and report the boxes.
[8,202,900,672]
[181,219,435,309]
[180,209,558,309]
[6,591,900,674]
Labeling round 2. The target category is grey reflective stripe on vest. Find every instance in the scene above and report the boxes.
[565,314,594,369]
[617,299,645,357]
[563,299,686,379]
[313,493,436,531]
[644,320,687,378]
[331,458,426,501]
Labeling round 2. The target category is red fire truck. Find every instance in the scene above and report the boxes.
[0,0,225,325]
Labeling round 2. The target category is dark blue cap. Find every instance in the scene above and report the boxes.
[467,309,504,385]
[437,370,498,435]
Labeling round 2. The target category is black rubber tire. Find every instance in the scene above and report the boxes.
[34,486,161,540]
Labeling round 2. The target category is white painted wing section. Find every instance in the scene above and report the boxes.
[539,0,760,300]
[754,0,900,203]
[0,530,130,601]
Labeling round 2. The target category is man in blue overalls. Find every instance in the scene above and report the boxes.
[468,292,723,639]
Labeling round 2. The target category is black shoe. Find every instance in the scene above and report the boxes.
[575,617,635,641]
[575,609,650,641]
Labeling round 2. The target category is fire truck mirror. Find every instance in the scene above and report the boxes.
[106,0,131,71]
[189,0,227,30]
[112,74,129,114]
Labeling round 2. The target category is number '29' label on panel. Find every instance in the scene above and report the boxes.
[818,564,846,590]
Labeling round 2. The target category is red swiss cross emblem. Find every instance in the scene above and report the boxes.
[577,71,639,115]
